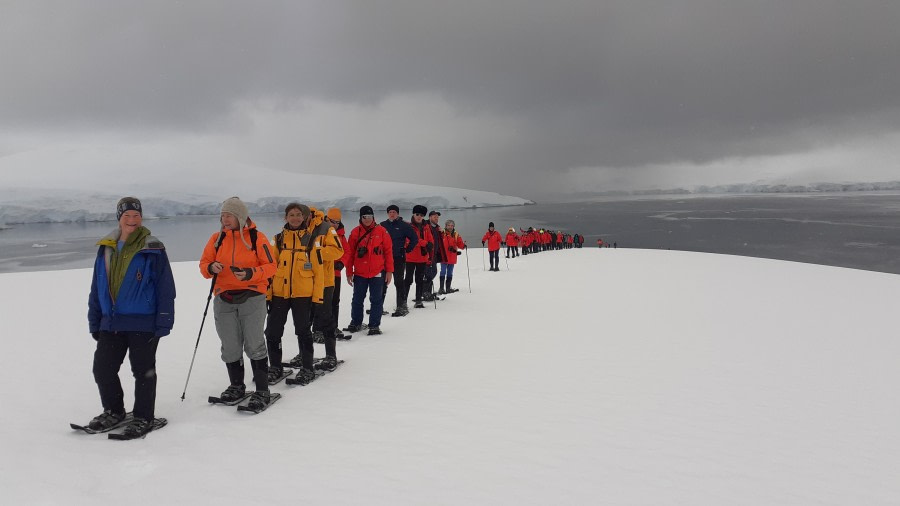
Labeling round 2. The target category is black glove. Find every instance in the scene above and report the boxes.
[335,260,344,271]
[420,245,428,255]
[482,241,485,246]
[425,242,433,252]
[91,332,99,341]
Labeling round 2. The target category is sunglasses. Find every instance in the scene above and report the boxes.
[414,213,424,217]
[361,214,374,219]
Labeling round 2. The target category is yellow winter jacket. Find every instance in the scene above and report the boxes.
[309,207,344,290]
[268,222,326,302]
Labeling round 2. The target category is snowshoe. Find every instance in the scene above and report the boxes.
[108,417,167,440]
[237,392,282,414]
[414,301,425,309]
[316,356,339,372]
[71,411,133,434]
[367,326,382,336]
[343,324,366,333]
[286,367,319,386]
[287,353,304,368]
[219,384,247,403]
[391,306,409,317]
[88,409,127,431]
[267,366,292,385]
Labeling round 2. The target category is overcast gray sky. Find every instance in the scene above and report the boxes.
[2,0,899,199]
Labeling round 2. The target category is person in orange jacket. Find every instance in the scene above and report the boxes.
[345,206,394,335]
[439,219,466,294]
[200,197,277,410]
[307,206,345,372]
[505,227,520,258]
[325,208,350,340]
[482,222,503,271]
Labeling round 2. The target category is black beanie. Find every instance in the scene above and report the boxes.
[359,205,374,217]
[387,204,400,213]
[413,204,428,216]
[489,222,495,228]
[116,197,142,220]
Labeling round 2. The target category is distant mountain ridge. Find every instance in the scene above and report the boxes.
[571,180,900,198]
[0,187,533,225]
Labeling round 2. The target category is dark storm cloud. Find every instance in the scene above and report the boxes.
[2,0,899,188]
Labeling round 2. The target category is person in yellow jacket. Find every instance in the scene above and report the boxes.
[199,196,277,411]
[308,207,345,371]
[264,203,328,385]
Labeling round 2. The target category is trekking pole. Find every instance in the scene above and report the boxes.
[482,246,486,271]
[505,253,510,271]
[181,274,217,401]
[464,248,472,293]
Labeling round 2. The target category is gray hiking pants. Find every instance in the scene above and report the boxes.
[213,293,268,363]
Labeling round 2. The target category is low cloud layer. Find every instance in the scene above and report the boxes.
[2,1,899,198]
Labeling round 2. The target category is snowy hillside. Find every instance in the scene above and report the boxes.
[1,249,898,505]
[0,144,532,224]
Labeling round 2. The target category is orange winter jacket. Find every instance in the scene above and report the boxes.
[441,230,466,265]
[200,221,277,296]
[482,230,502,251]
[405,220,434,264]
[346,222,394,279]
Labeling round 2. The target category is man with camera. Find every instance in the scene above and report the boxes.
[344,206,394,336]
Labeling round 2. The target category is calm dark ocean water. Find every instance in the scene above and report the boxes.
[2,193,899,274]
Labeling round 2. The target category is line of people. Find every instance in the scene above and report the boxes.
[84,197,478,434]
[85,196,588,435]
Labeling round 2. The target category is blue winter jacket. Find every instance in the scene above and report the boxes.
[380,217,419,260]
[88,234,176,337]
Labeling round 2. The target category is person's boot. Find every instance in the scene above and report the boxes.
[266,339,283,381]
[438,276,446,294]
[87,409,127,431]
[220,360,246,402]
[250,357,270,393]
[446,276,458,293]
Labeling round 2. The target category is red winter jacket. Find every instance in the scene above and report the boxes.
[505,231,519,246]
[441,231,466,265]
[482,229,502,251]
[345,222,394,279]
[405,220,434,264]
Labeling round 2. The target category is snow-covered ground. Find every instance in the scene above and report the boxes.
[0,144,532,224]
[1,248,898,505]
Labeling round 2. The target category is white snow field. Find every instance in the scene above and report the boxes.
[0,248,898,505]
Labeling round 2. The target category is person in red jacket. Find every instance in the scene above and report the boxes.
[439,219,466,294]
[524,227,535,255]
[404,204,434,308]
[482,222,503,271]
[344,206,393,335]
[505,227,520,258]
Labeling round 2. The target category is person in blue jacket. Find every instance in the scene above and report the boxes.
[87,197,176,438]
[380,204,419,316]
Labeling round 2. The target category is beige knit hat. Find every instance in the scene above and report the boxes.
[221,197,249,226]
[220,196,252,249]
